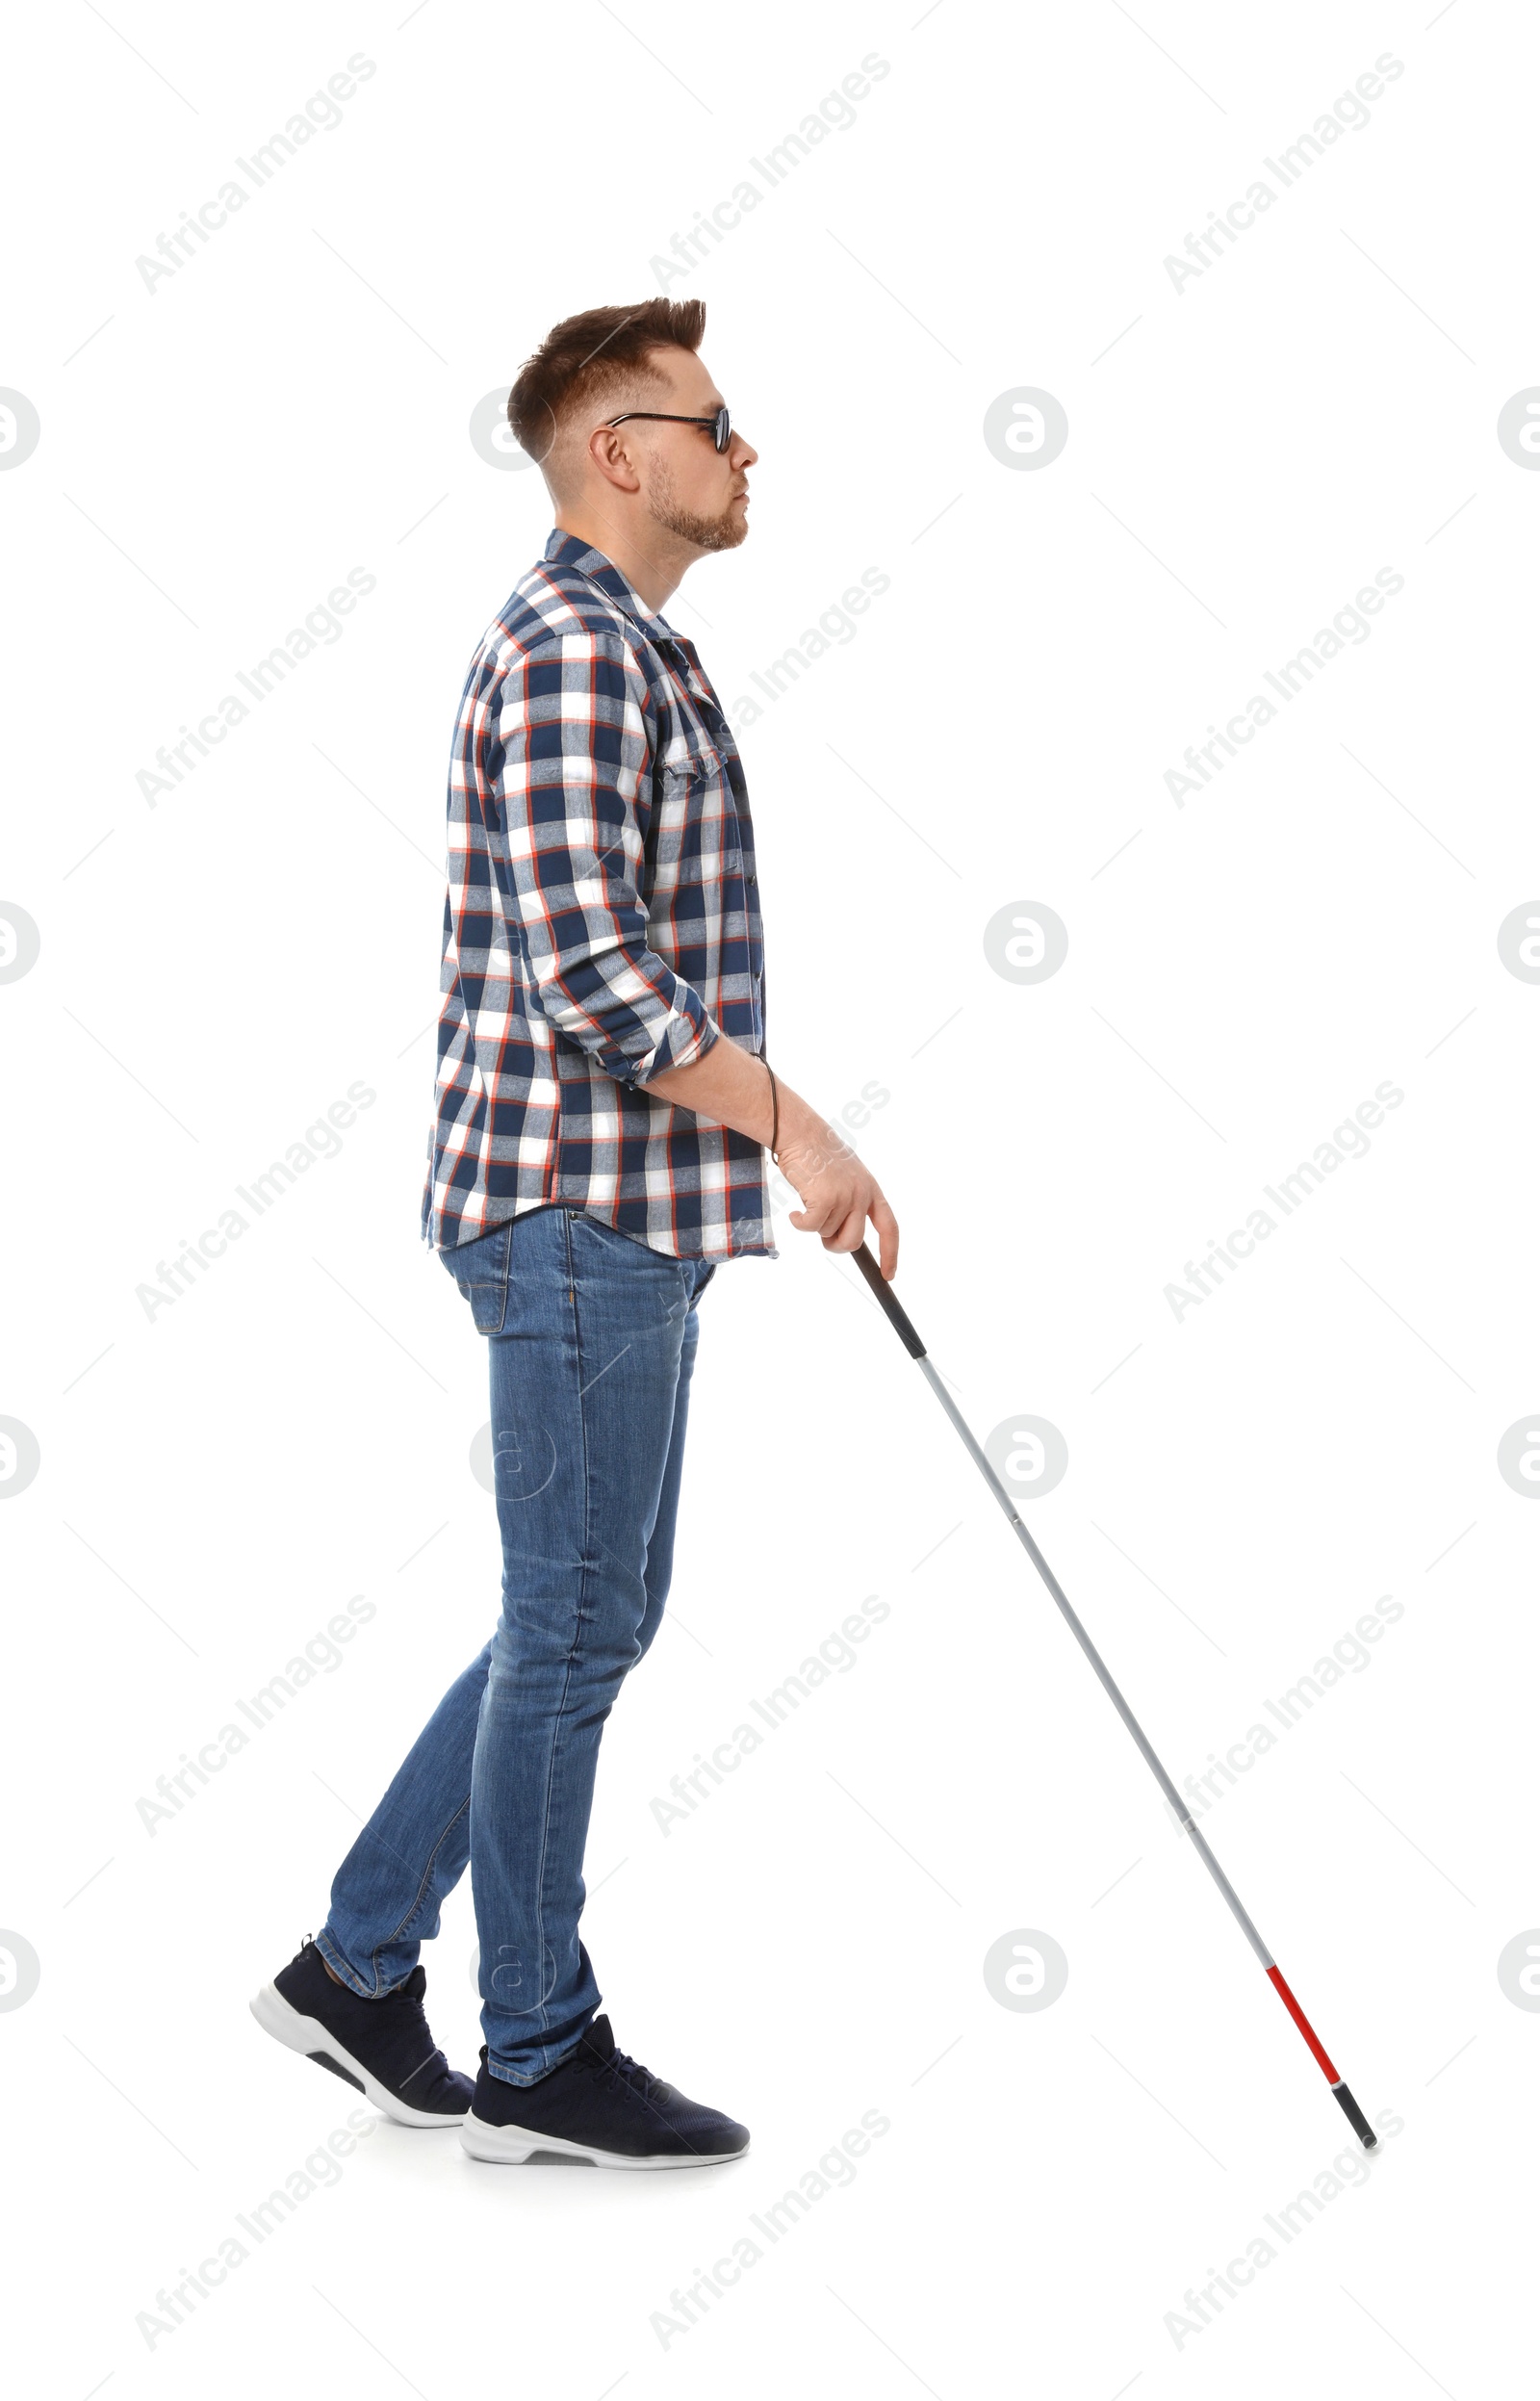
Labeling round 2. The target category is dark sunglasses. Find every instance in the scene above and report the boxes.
[604,404,732,452]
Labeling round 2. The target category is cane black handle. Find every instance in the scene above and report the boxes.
[852,1242,928,1360]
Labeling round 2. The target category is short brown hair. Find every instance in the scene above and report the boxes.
[507,298,706,497]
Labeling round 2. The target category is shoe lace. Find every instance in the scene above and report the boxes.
[593,2045,667,2104]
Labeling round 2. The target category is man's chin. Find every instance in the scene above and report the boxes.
[686,512,749,555]
[650,501,749,555]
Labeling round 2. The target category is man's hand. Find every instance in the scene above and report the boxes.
[773,1108,899,1278]
[641,1037,900,1279]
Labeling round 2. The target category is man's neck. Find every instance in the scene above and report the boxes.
[552,505,692,616]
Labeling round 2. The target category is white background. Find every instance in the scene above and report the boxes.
[2,1,1536,2393]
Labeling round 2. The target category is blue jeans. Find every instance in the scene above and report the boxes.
[317,1203,717,2083]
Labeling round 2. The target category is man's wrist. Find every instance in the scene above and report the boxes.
[775,1093,849,1172]
[772,1089,819,1152]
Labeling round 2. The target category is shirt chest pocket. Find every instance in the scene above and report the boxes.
[650,737,742,885]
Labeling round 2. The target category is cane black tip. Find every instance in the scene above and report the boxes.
[1330,2079,1376,2150]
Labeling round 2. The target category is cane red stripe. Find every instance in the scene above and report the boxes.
[1266,1965,1340,2083]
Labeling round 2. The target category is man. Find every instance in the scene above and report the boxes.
[251,298,899,2168]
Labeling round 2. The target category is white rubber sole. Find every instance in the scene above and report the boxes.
[460,2111,750,2169]
[248,1980,467,2130]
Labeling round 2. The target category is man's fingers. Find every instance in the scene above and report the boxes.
[789,1195,842,1239]
[789,1165,900,1273]
[869,1193,900,1280]
[823,1200,867,1253]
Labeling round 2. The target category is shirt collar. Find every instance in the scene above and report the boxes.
[543,529,687,647]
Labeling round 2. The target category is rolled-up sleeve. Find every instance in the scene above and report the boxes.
[485,629,721,1089]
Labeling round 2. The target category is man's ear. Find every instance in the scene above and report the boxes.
[587,423,643,495]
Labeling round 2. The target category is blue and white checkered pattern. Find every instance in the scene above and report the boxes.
[421,529,774,1261]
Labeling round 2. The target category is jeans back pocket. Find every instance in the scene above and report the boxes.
[437,1219,512,1334]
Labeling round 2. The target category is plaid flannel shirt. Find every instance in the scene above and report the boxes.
[421,529,775,1262]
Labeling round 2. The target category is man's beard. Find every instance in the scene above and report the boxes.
[643,455,746,553]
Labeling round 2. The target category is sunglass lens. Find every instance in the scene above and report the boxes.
[715,407,731,452]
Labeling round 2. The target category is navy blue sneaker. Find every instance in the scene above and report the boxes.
[461,2014,750,2168]
[250,1938,474,2128]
